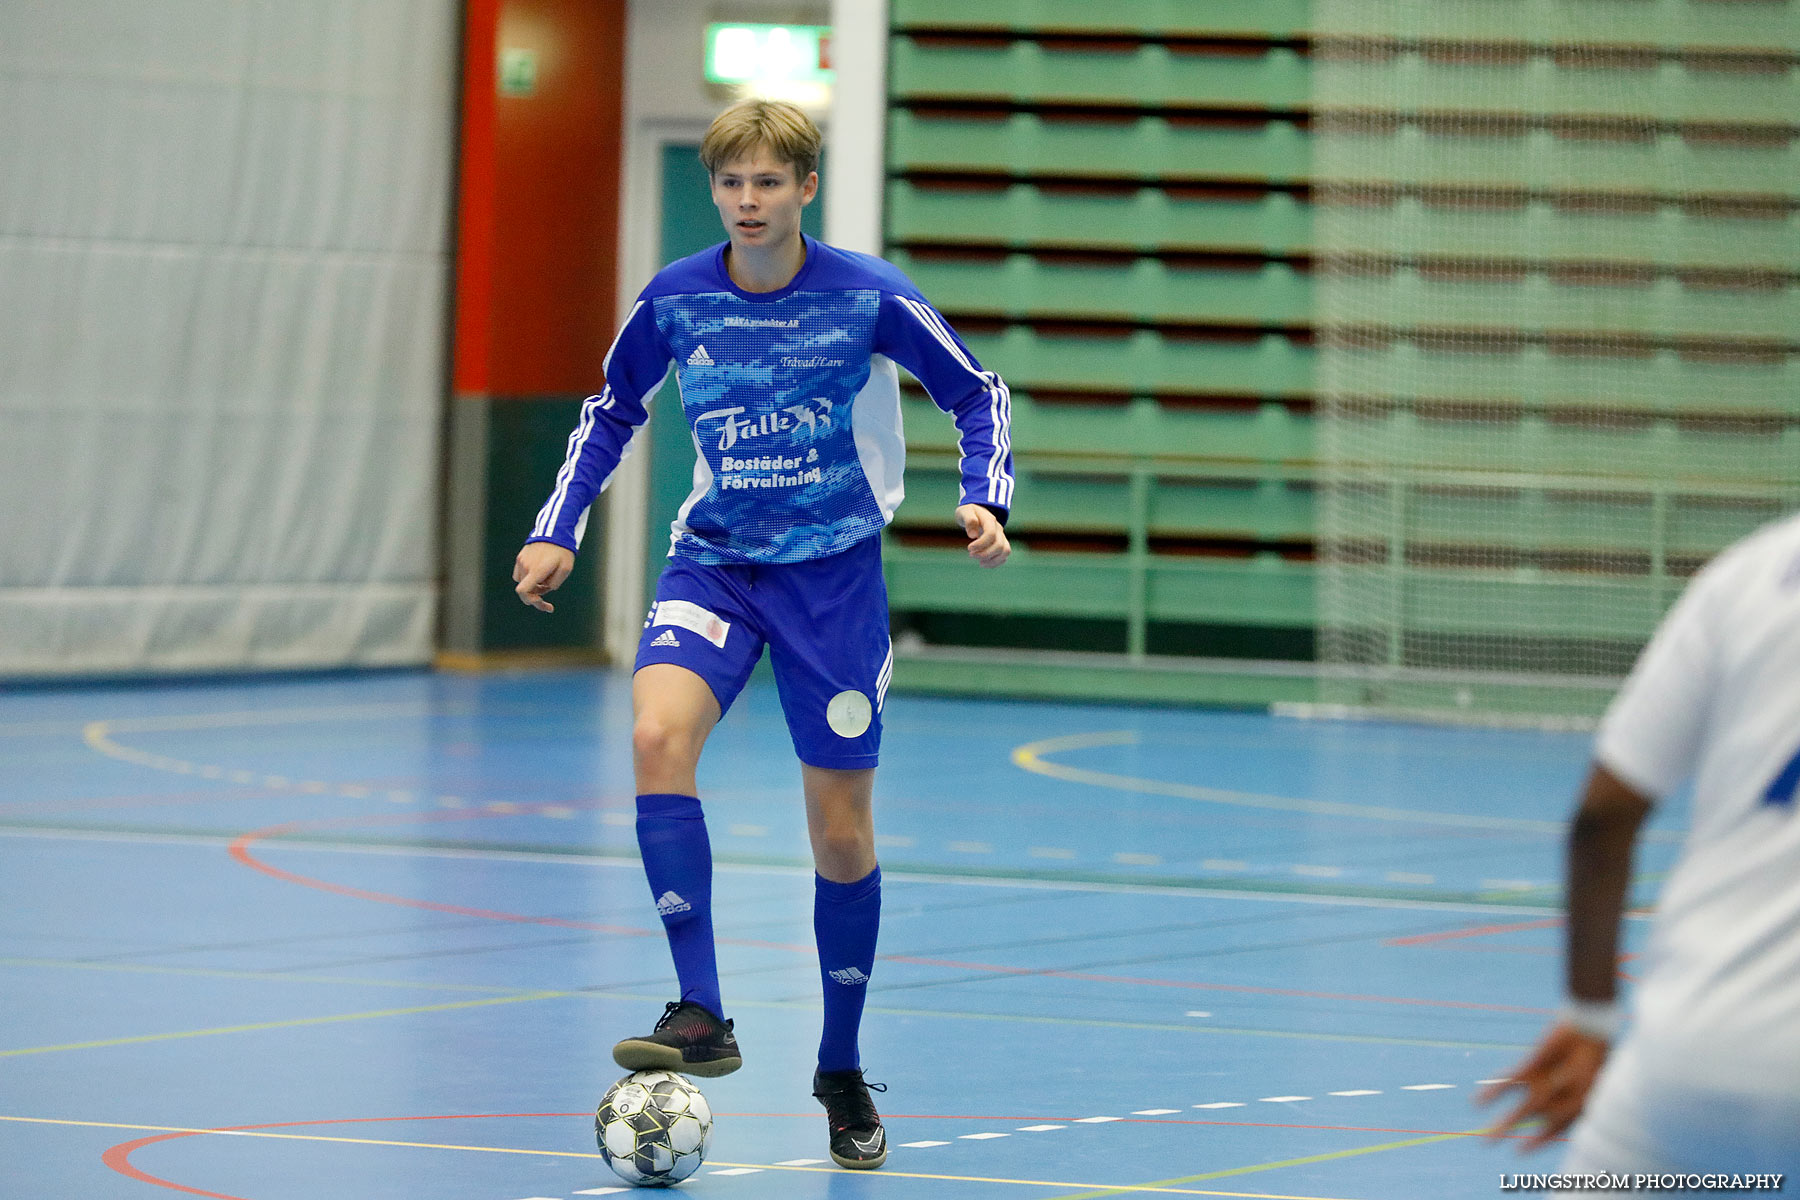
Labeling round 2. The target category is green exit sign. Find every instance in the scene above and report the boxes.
[498,47,537,97]
[704,23,834,87]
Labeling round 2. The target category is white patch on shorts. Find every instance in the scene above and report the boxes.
[827,690,873,738]
[650,599,730,649]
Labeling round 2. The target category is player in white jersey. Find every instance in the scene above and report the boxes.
[1481,511,1800,1179]
[511,99,1013,1170]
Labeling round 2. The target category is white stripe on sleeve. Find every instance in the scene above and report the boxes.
[533,302,658,540]
[897,297,1014,508]
[534,391,604,538]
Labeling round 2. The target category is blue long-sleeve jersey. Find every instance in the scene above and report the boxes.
[527,235,1014,564]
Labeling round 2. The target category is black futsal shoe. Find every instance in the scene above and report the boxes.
[812,1067,889,1169]
[611,1000,742,1077]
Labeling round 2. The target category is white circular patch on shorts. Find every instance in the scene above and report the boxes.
[826,690,873,739]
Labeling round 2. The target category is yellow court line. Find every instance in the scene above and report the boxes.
[1014,731,1682,847]
[0,991,564,1057]
[0,956,529,995]
[87,703,442,737]
[1042,1129,1475,1200]
[81,705,447,793]
[0,1115,1360,1198]
[0,960,1528,1051]
[1014,732,1567,834]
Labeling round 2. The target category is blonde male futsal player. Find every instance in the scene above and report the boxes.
[512,99,1014,1169]
[1481,510,1800,1181]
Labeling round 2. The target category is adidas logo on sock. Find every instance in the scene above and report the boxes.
[650,629,680,647]
[655,890,692,915]
[687,344,714,367]
[828,967,869,986]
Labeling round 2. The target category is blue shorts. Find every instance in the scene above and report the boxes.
[634,534,892,769]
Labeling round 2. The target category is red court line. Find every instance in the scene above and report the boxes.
[1387,920,1638,983]
[101,1107,1553,1196]
[1383,918,1562,947]
[231,813,647,936]
[231,809,1547,1013]
[102,1112,584,1200]
[229,810,817,954]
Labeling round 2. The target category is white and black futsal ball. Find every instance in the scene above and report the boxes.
[594,1069,713,1186]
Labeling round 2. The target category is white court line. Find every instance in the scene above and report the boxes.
[50,712,1609,909]
[1014,729,1686,844]
[0,1113,1415,1194]
[0,825,1614,919]
[880,1075,1501,1159]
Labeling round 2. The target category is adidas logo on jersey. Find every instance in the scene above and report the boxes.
[828,966,869,986]
[687,344,714,367]
[650,629,680,648]
[655,890,692,916]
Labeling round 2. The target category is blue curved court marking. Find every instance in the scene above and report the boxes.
[0,668,1651,1198]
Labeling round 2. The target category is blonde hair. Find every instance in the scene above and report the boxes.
[699,98,822,182]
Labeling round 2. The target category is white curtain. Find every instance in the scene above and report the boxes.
[0,0,457,675]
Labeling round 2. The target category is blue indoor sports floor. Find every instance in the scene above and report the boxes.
[0,668,1682,1199]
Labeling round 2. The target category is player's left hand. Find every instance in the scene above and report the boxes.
[1475,1022,1610,1151]
[956,504,1010,568]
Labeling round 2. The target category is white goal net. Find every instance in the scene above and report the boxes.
[1311,0,1800,721]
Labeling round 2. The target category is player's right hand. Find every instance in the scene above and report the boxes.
[1476,1022,1610,1150]
[513,542,576,613]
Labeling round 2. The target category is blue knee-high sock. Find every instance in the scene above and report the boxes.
[815,865,881,1073]
[635,793,722,1019]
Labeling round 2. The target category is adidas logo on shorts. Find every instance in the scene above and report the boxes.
[687,344,714,367]
[828,967,869,986]
[651,629,680,648]
[655,890,692,916]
